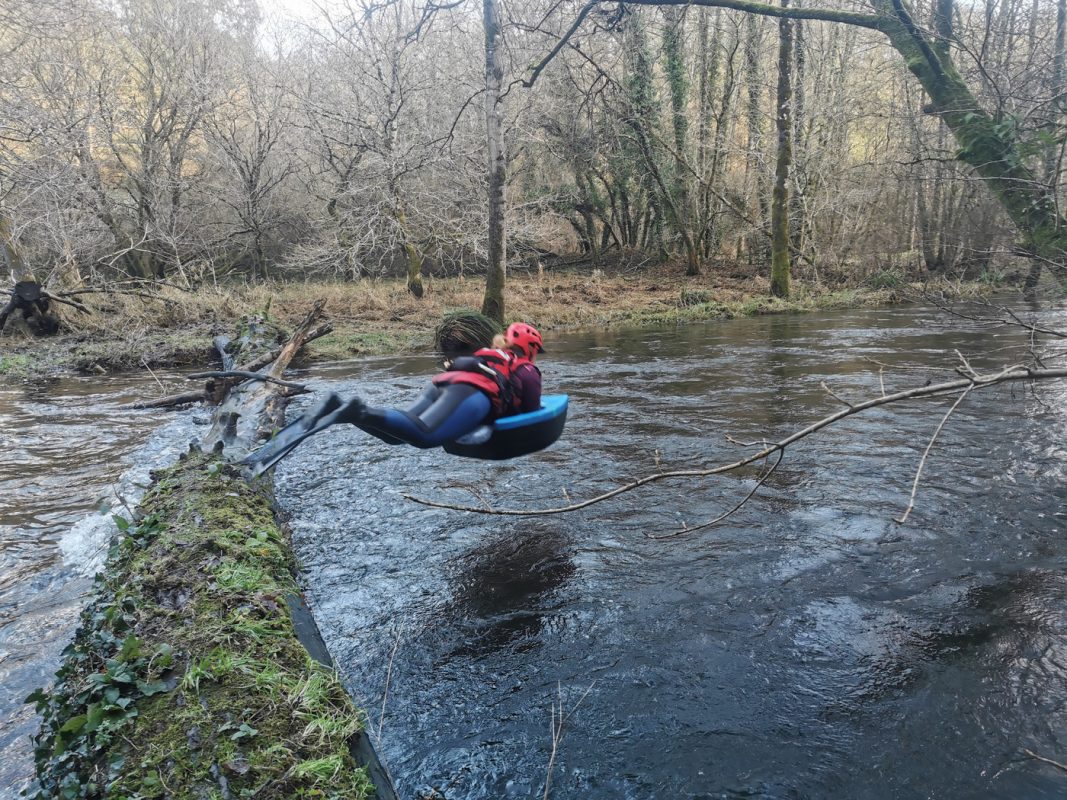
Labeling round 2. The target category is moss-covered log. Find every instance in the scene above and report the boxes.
[481,0,507,324]
[27,453,376,799]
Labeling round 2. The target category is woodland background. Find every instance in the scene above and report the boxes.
[1,0,1064,295]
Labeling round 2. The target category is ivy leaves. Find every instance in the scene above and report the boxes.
[24,590,174,799]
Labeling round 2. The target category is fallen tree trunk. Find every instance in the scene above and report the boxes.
[124,307,332,412]
[201,300,330,457]
[29,303,397,799]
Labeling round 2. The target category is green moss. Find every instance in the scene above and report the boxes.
[29,454,373,799]
[866,269,907,289]
[0,353,31,375]
[978,267,1010,287]
[216,561,280,594]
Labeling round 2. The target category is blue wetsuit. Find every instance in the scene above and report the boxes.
[243,340,554,476]
[244,379,495,475]
[357,384,491,448]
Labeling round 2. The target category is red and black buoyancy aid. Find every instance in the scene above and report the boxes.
[432,348,540,417]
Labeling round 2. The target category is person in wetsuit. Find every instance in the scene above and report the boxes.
[244,322,545,473]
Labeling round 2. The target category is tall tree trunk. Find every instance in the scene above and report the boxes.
[663,7,689,167]
[770,0,794,298]
[743,15,769,265]
[577,175,602,264]
[662,6,699,274]
[705,19,737,258]
[788,16,807,258]
[252,226,267,281]
[1050,0,1066,178]
[623,10,666,257]
[697,10,714,189]
[914,142,938,271]
[1028,0,1067,294]
[481,0,506,323]
[697,9,716,257]
[396,204,424,298]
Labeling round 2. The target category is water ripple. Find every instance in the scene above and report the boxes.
[281,304,1067,799]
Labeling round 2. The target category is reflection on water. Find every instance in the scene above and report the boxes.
[441,526,576,662]
[278,303,1067,799]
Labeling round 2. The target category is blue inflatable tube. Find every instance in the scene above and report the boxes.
[442,394,569,460]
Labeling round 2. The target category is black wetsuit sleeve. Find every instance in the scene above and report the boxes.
[447,356,484,372]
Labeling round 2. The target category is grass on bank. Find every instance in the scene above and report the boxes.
[27,453,373,800]
[0,266,1000,377]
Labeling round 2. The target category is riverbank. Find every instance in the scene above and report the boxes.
[0,267,998,378]
[27,451,378,799]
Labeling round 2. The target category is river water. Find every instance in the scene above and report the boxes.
[1,303,1066,798]
[0,376,200,795]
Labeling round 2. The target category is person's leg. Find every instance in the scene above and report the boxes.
[0,297,15,331]
[357,384,491,448]
[267,392,343,446]
[329,385,441,445]
[348,384,443,445]
[241,393,348,473]
[243,383,492,474]
[404,385,441,416]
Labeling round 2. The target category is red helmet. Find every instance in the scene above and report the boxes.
[505,322,544,359]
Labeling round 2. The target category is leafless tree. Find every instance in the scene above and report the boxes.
[0,0,1064,292]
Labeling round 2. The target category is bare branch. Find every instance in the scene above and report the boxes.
[954,349,979,378]
[1022,748,1067,772]
[377,617,405,743]
[40,290,90,313]
[820,380,856,409]
[922,296,1067,340]
[647,448,785,539]
[187,370,308,391]
[626,0,886,29]
[541,681,596,800]
[522,1,601,90]
[404,367,1067,516]
[895,385,973,524]
[123,390,208,410]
